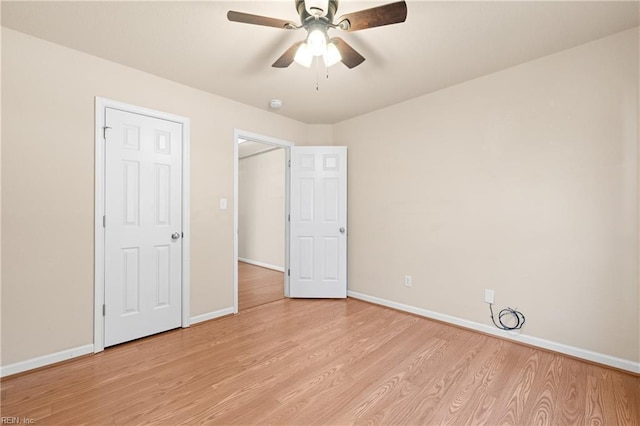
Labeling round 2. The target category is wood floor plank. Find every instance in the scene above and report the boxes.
[277,321,430,424]
[585,373,607,425]
[553,357,587,425]
[429,340,508,426]
[2,280,638,426]
[334,329,449,424]
[621,372,640,426]
[406,333,491,424]
[480,347,539,425]
[609,370,635,425]
[251,311,422,424]
[525,353,562,425]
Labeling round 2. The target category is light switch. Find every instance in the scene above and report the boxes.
[219,198,228,210]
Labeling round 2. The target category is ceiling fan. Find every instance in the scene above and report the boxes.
[227,0,408,69]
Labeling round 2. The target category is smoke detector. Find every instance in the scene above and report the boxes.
[270,99,283,109]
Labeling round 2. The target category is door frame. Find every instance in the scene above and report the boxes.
[94,97,191,352]
[233,129,293,313]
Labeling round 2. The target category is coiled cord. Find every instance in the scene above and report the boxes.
[489,303,525,331]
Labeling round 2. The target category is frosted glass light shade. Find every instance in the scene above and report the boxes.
[307,29,327,57]
[294,43,313,67]
[323,42,342,67]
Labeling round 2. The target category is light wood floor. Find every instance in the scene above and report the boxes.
[238,261,284,311]
[1,298,638,425]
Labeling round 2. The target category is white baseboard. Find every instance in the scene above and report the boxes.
[190,307,235,325]
[347,291,640,374]
[238,257,285,273]
[0,344,94,378]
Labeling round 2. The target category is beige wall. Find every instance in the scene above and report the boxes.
[0,28,311,366]
[238,148,286,268]
[306,124,334,145]
[334,28,639,362]
[2,25,639,370]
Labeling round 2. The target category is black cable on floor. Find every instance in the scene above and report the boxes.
[489,303,525,331]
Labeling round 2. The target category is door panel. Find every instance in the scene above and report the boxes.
[290,146,347,298]
[104,108,183,347]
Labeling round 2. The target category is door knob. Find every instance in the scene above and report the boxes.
[339,227,346,234]
[171,232,181,241]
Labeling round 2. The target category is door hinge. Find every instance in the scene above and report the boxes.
[182,232,184,238]
[102,215,106,227]
[103,126,112,140]
[102,304,106,316]
[288,269,290,277]
[288,214,290,222]
[288,160,291,167]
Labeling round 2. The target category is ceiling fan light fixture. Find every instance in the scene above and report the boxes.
[323,42,341,67]
[228,0,408,70]
[294,43,313,67]
[307,28,327,56]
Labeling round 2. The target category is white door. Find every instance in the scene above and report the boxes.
[104,107,183,347]
[289,146,347,298]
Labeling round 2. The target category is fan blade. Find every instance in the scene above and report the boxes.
[331,37,365,69]
[272,41,304,68]
[336,1,407,32]
[227,10,297,29]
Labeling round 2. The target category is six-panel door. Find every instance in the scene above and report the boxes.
[290,146,347,298]
[104,108,183,347]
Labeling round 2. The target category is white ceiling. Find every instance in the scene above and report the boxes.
[2,1,638,124]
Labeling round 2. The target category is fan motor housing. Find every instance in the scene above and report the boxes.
[295,0,338,23]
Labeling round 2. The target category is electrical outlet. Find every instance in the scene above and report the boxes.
[484,289,495,304]
[404,275,412,287]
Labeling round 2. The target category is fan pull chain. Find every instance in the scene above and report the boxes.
[313,57,331,91]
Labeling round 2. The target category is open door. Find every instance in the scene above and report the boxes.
[289,146,347,298]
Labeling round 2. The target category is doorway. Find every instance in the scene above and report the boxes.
[233,130,293,313]
[238,141,286,310]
